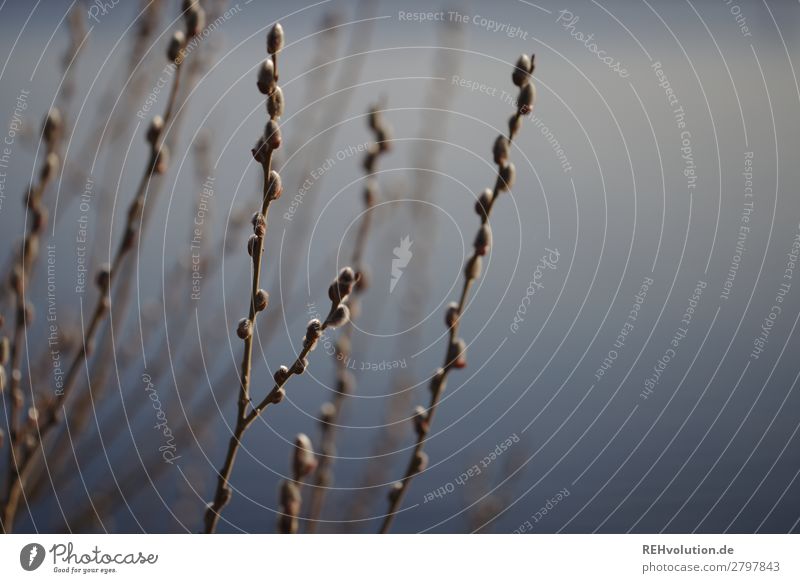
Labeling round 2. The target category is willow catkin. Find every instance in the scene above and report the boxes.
[378,53,537,534]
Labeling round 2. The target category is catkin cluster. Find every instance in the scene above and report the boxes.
[380,53,537,534]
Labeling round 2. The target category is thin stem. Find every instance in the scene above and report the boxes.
[379,111,524,533]
[0,56,186,534]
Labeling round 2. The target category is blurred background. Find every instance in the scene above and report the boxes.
[1,0,799,533]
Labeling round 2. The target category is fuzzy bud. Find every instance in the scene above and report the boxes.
[251,137,268,164]
[413,405,429,436]
[475,188,492,218]
[43,108,62,144]
[274,365,290,385]
[267,86,284,119]
[254,289,269,312]
[493,135,510,166]
[376,125,392,153]
[268,387,286,404]
[291,357,309,376]
[328,267,357,304]
[293,433,317,478]
[257,59,276,95]
[448,338,467,369]
[266,170,282,200]
[388,481,403,503]
[326,304,350,329]
[474,224,492,256]
[236,318,252,340]
[41,152,60,182]
[184,4,205,38]
[512,53,533,87]
[278,480,300,534]
[498,162,515,191]
[167,31,186,64]
[320,402,336,425]
[247,234,259,257]
[95,265,111,291]
[518,82,535,115]
[465,254,482,280]
[147,116,164,146]
[252,212,266,237]
[267,23,284,54]
[445,302,459,328]
[304,319,322,349]
[265,119,282,150]
[0,337,9,365]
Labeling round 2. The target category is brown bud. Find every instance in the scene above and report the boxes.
[465,255,482,280]
[251,137,269,164]
[95,265,111,291]
[304,319,322,348]
[493,135,510,166]
[448,338,467,369]
[268,387,286,404]
[257,59,276,95]
[326,304,350,329]
[185,4,205,38]
[293,433,317,478]
[512,53,533,87]
[147,116,164,146]
[355,266,369,292]
[320,402,336,425]
[236,317,252,340]
[388,481,403,503]
[290,357,308,375]
[474,224,492,256]
[167,31,186,64]
[267,86,284,119]
[498,162,515,191]
[254,289,269,312]
[252,212,266,237]
[413,405,429,436]
[41,153,60,182]
[363,144,378,173]
[445,302,459,328]
[267,170,282,200]
[274,365,290,385]
[518,82,535,115]
[475,188,492,218]
[267,23,284,54]
[265,119,282,150]
[377,125,392,153]
[43,108,62,144]
[247,234,259,257]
